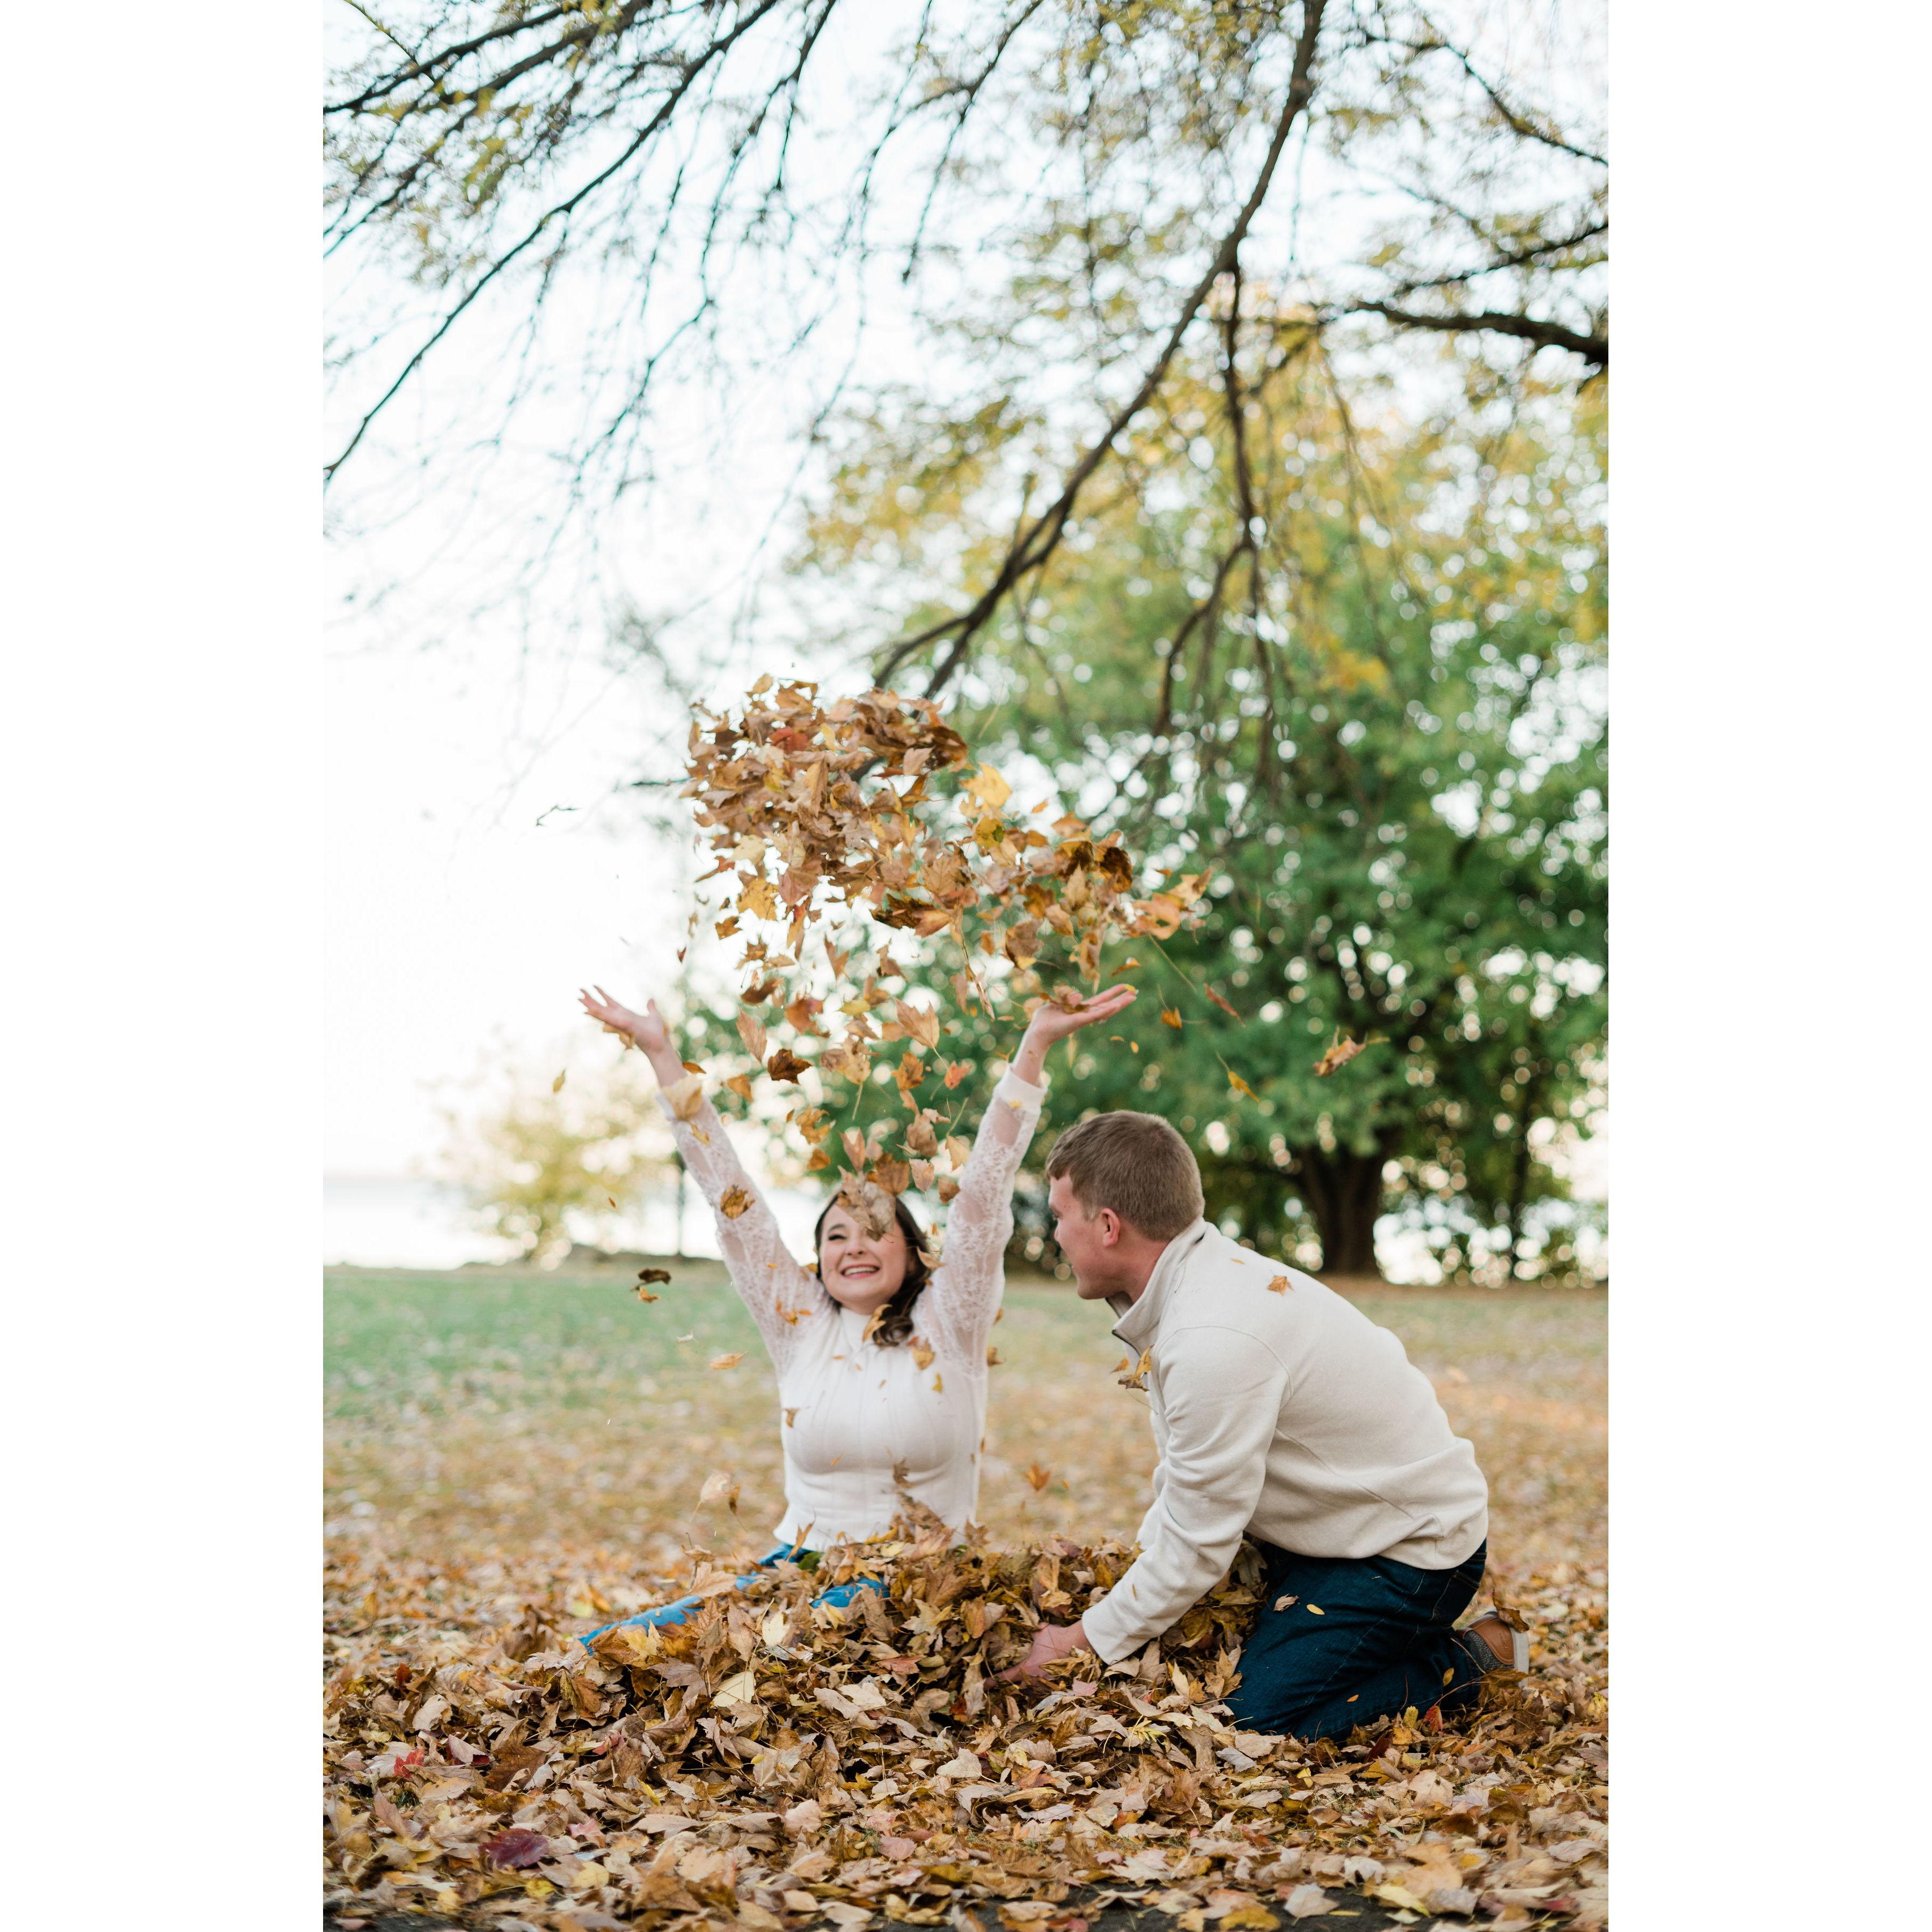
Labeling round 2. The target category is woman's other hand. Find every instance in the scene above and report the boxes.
[580,986,669,1055]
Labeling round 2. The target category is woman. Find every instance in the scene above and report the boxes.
[575,977,1133,1620]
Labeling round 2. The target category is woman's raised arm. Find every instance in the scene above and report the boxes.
[918,984,1137,1362]
[580,987,819,1364]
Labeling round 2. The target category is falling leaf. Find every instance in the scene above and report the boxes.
[766,1048,810,1082]
[1266,1274,1291,1293]
[985,1345,1001,1366]
[784,1407,798,1426]
[736,1011,769,1060]
[633,1285,660,1304]
[962,764,1013,812]
[699,1470,741,1512]
[1117,1348,1153,1390]
[1204,985,1241,1018]
[723,1072,756,1102]
[1226,1066,1260,1100]
[719,1186,753,1219]
[708,1352,744,1371]
[911,1339,935,1370]
[1314,1030,1386,1077]
[1159,1007,1184,1029]
[552,1070,567,1093]
[1023,1463,1052,1492]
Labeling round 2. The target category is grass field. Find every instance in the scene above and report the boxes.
[325,1262,1605,1601]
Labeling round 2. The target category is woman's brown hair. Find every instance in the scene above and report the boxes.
[812,1192,935,1348]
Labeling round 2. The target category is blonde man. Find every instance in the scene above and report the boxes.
[1006,1111,1525,1738]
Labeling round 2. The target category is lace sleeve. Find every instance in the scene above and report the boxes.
[661,1095,822,1370]
[918,1068,1048,1365]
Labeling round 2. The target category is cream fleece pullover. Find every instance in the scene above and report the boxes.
[1080,1220,1488,1664]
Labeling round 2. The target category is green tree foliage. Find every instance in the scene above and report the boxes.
[797,352,1605,1282]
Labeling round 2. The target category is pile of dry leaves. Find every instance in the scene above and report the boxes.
[324,1518,1607,1931]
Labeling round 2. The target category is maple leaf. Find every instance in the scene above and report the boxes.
[1023,1463,1052,1492]
[719,1185,753,1219]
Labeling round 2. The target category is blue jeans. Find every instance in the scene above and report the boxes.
[1224,1539,1494,1740]
[579,1543,883,1650]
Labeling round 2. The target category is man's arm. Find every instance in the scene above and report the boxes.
[1079,1327,1287,1663]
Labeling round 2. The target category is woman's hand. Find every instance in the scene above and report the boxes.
[1023,982,1138,1046]
[1011,983,1137,1084]
[580,986,669,1056]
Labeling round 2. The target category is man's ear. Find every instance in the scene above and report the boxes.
[1097,1208,1121,1248]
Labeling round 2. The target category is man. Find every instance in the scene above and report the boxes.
[1006,1111,1525,1738]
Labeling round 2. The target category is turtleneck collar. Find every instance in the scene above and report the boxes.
[1107,1218,1211,1346]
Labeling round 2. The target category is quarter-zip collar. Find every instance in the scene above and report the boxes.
[1108,1218,1210,1348]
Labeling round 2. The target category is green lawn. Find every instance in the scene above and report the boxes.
[326,1263,1604,1589]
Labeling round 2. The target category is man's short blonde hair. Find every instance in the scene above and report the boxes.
[1044,1110,1205,1240]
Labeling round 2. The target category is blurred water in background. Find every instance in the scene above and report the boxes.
[324,1168,1602,1282]
[323,1173,824,1269]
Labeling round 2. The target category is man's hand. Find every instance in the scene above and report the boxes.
[998,1617,1096,1682]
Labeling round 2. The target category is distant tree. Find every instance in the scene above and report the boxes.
[795,352,1605,1281]
[440,1057,676,1263]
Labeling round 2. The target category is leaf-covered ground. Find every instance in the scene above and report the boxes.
[325,1268,1607,1930]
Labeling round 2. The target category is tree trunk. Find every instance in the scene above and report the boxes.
[1294,1141,1392,1279]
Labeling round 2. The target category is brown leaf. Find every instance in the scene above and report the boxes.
[766,1048,810,1082]
[664,1074,706,1121]
[1205,985,1241,1019]
[481,1827,550,1870]
[736,1011,769,1060]
[719,1185,753,1219]
[708,1352,744,1371]
[1023,1463,1052,1492]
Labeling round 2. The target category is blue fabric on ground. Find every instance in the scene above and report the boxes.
[1224,1538,1493,1740]
[577,1545,883,1649]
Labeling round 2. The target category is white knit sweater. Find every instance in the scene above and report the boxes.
[661,1068,1047,1550]
[1080,1221,1489,1664]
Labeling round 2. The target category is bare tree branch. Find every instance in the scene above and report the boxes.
[877,0,1331,699]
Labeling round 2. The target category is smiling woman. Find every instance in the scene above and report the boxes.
[577,978,1136,1557]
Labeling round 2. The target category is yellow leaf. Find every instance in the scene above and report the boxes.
[911,1339,935,1370]
[724,1072,756,1102]
[1227,1067,1260,1099]
[708,1352,745,1371]
[1266,1274,1291,1294]
[1159,1007,1184,1030]
[665,1074,705,1121]
[720,1185,753,1219]
[1023,1463,1052,1492]
[713,1668,759,1707]
[552,1069,567,1093]
[963,764,1012,813]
